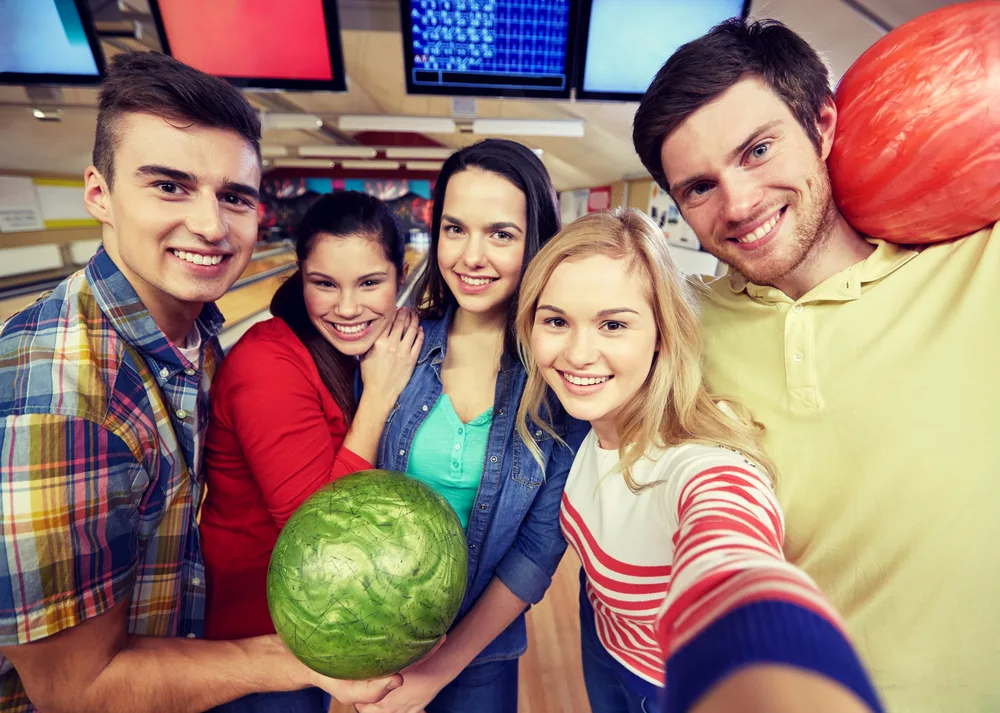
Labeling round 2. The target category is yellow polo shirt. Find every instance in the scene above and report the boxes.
[696,222,1000,713]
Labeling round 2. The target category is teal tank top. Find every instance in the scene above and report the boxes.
[407,394,492,529]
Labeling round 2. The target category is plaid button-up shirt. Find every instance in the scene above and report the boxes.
[0,246,223,712]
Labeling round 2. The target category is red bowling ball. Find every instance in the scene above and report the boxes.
[828,1,1000,244]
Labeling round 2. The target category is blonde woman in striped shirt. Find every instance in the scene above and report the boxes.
[515,208,881,713]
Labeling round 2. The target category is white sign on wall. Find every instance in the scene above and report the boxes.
[648,182,700,251]
[646,182,719,277]
[0,176,45,232]
[559,188,591,225]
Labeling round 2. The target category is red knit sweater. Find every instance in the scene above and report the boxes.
[200,317,370,640]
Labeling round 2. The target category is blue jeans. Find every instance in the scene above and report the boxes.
[579,571,661,713]
[426,658,519,713]
[209,688,331,713]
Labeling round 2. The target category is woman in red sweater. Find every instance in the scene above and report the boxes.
[200,191,422,713]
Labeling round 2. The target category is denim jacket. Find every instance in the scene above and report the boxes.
[373,309,588,665]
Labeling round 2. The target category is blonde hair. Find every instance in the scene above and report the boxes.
[515,207,777,490]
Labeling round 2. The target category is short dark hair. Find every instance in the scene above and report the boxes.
[270,191,405,421]
[93,52,261,188]
[416,138,560,357]
[633,18,833,191]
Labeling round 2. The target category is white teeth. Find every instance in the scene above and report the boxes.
[333,321,371,334]
[563,373,610,386]
[460,275,496,286]
[172,250,223,266]
[737,212,781,243]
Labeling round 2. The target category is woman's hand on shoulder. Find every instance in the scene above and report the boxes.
[360,307,424,408]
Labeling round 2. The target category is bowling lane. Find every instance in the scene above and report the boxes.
[234,249,297,281]
[218,271,290,329]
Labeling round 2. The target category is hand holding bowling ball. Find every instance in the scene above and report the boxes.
[267,470,468,680]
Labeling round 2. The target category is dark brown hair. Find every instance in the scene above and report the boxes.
[633,18,833,191]
[93,52,261,188]
[270,191,406,422]
[416,138,560,358]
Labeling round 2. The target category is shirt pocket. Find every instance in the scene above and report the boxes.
[510,433,547,489]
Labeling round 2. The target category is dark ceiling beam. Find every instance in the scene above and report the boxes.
[839,0,894,33]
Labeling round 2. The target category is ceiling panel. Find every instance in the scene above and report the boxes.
[862,0,970,27]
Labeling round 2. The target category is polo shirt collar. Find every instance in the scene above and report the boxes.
[726,239,919,304]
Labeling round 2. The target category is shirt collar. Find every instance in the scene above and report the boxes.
[417,305,454,365]
[85,245,225,363]
[726,238,919,303]
[416,304,519,372]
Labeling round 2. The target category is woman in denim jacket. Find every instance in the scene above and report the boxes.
[357,140,587,713]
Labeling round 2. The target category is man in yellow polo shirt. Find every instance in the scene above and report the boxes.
[632,17,999,713]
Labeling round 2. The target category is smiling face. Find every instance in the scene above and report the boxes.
[85,112,261,320]
[301,232,401,357]
[660,77,837,288]
[437,168,528,320]
[530,253,658,448]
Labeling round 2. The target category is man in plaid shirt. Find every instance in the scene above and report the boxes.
[0,52,401,713]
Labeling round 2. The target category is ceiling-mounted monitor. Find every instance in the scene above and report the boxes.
[575,0,750,102]
[0,0,104,86]
[149,0,347,91]
[400,0,577,99]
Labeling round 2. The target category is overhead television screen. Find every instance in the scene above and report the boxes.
[400,0,576,99]
[576,0,749,101]
[149,0,347,91]
[0,0,104,86]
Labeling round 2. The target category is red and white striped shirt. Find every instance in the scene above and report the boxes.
[560,429,845,687]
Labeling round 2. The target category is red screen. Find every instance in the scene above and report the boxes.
[157,0,334,81]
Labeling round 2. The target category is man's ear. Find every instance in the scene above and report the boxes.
[817,98,838,161]
[83,166,113,225]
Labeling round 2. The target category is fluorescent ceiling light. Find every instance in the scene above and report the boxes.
[260,113,323,131]
[338,115,457,134]
[299,145,377,159]
[472,118,584,138]
[341,160,401,170]
[261,145,289,158]
[405,161,445,171]
[271,158,335,168]
[32,108,63,121]
[385,147,454,160]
